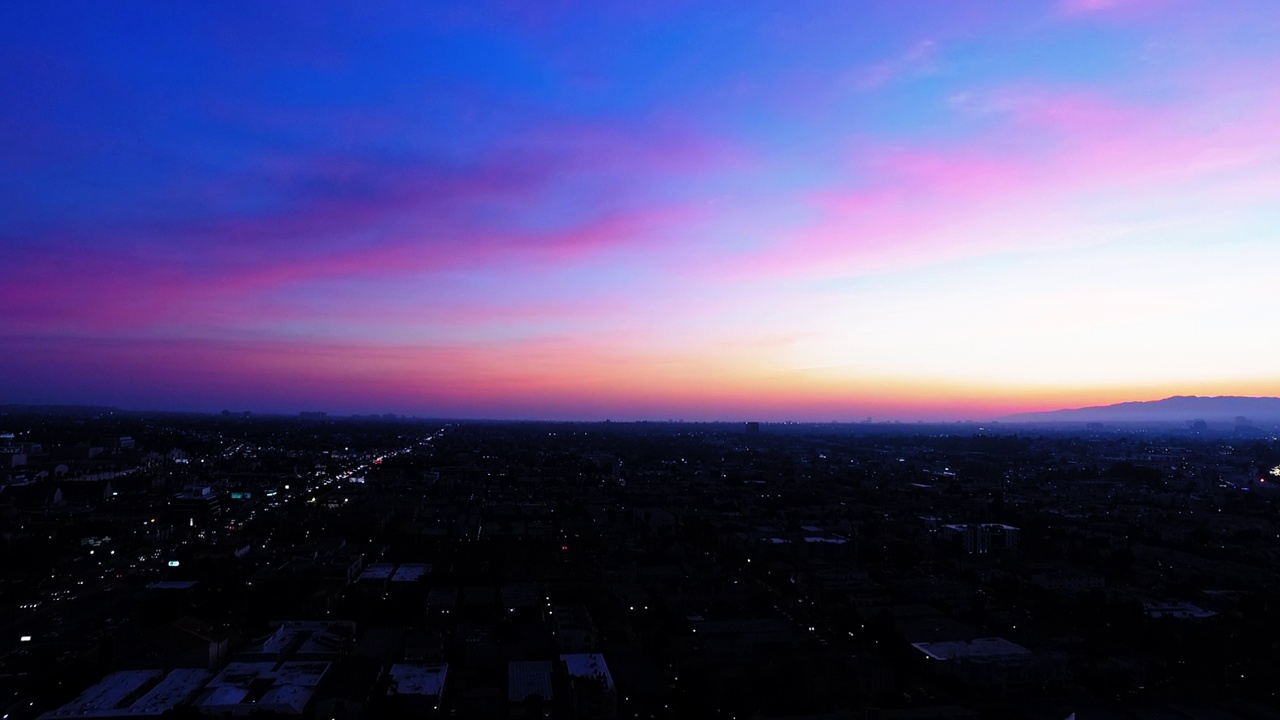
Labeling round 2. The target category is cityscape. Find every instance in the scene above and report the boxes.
[3,1,1280,718]
[1,407,1279,718]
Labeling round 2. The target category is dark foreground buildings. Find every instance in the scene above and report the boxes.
[2,409,1279,718]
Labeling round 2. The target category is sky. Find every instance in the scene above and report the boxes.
[2,0,1279,421]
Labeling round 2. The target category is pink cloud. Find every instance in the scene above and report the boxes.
[0,119,732,335]
[0,199,703,337]
[1061,0,1121,13]
[728,80,1280,281]
[1057,0,1175,19]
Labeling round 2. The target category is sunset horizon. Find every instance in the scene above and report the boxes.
[4,1,1278,420]
[7,392,1280,425]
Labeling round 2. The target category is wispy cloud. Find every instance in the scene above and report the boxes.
[1060,0,1122,14]
[1056,0,1172,18]
[727,77,1280,282]
[853,40,941,90]
[0,119,732,335]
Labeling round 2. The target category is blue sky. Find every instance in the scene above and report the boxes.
[3,0,1279,419]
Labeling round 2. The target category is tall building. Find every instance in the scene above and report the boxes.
[170,485,221,525]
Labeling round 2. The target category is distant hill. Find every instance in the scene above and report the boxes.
[1000,396,1280,425]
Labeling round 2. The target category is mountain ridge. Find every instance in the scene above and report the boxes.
[1000,395,1280,424]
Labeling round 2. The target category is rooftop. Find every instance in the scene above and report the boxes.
[38,669,210,718]
[1144,602,1216,619]
[508,661,554,703]
[199,661,330,715]
[38,670,159,718]
[251,620,354,658]
[356,563,396,581]
[127,670,211,715]
[912,637,1032,661]
[560,653,614,691]
[391,563,432,582]
[387,663,448,697]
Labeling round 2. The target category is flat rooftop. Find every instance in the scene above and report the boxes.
[391,563,432,582]
[38,669,210,718]
[127,669,211,715]
[508,661,553,703]
[38,670,160,718]
[1144,602,1216,619]
[199,661,330,715]
[357,563,396,581]
[560,653,614,691]
[206,661,330,689]
[387,663,448,697]
[912,637,1032,661]
[252,620,354,657]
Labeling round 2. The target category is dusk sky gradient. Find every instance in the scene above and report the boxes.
[3,1,1279,420]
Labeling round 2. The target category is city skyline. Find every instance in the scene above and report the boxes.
[3,1,1279,420]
